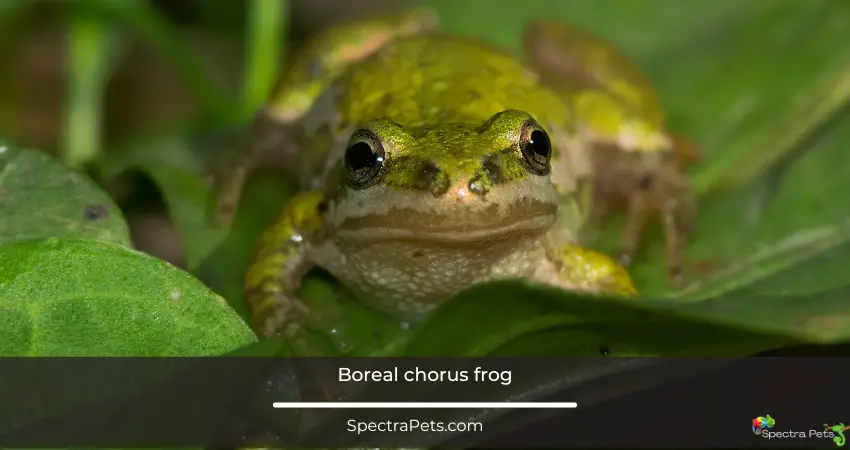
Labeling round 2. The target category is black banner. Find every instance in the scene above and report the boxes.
[0,357,847,448]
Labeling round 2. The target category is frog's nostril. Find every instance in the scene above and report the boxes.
[419,161,440,184]
[468,176,488,196]
[420,161,450,197]
[468,157,503,196]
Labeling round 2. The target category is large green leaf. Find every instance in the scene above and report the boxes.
[0,142,131,247]
[0,140,258,356]
[0,237,256,356]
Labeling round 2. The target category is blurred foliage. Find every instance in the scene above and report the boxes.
[2,0,850,443]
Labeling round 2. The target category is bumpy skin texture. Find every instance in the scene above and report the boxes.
[243,34,637,354]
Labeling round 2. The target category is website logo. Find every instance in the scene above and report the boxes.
[754,416,845,444]
[824,423,848,447]
[753,414,775,435]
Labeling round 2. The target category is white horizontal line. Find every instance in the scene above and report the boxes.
[272,402,577,409]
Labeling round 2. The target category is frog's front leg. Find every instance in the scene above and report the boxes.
[244,191,349,355]
[538,242,637,297]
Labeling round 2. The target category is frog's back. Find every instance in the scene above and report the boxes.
[338,34,571,129]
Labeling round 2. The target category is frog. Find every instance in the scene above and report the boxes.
[217,11,697,354]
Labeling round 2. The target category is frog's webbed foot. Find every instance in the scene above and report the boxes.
[541,243,637,297]
[245,191,351,355]
[612,156,697,285]
[212,111,298,225]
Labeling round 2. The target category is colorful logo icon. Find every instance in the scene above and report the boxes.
[824,423,848,447]
[752,414,775,435]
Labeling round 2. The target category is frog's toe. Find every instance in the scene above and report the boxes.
[668,265,684,286]
[288,298,352,353]
[302,308,353,354]
[616,188,650,269]
[286,323,352,356]
[660,189,697,286]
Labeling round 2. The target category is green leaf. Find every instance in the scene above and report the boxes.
[645,0,850,195]
[0,237,256,356]
[426,0,750,57]
[0,142,131,247]
[136,163,228,271]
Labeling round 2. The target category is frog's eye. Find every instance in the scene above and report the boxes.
[519,122,552,175]
[344,130,385,189]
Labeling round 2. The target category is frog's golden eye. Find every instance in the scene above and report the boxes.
[345,130,385,189]
[519,122,552,175]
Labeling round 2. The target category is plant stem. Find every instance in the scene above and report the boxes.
[63,10,111,168]
[242,0,288,120]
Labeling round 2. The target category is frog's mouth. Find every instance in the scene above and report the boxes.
[333,173,563,243]
[336,201,557,243]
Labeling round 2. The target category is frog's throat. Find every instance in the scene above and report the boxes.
[331,175,559,243]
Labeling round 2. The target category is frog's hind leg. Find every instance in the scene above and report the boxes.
[592,146,696,284]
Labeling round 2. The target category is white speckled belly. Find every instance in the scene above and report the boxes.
[310,233,546,323]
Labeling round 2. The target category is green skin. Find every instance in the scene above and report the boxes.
[234,14,694,354]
